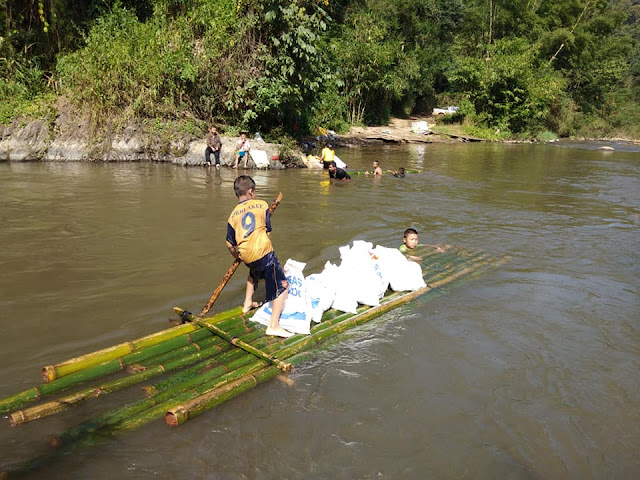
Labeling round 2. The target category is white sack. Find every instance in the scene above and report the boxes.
[250,149,270,168]
[373,245,426,292]
[305,273,335,323]
[334,155,347,169]
[338,241,387,306]
[323,260,358,314]
[251,259,311,334]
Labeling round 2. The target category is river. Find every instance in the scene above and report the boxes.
[0,141,639,479]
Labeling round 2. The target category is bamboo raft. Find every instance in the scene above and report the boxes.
[0,244,507,474]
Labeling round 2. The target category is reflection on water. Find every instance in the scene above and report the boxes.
[0,143,639,479]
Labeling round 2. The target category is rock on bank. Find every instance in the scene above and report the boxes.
[0,116,310,169]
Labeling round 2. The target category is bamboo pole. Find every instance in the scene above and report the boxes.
[194,317,291,372]
[1,326,218,414]
[165,352,313,427]
[8,322,260,425]
[59,346,273,442]
[41,307,242,382]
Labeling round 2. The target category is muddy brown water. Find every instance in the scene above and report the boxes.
[0,141,639,479]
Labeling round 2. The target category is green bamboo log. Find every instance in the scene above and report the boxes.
[56,328,270,441]
[41,307,242,382]
[347,169,421,175]
[8,322,261,425]
[2,310,255,414]
[424,252,490,285]
[111,360,269,434]
[1,326,220,415]
[426,254,492,287]
[165,352,313,427]
[59,352,270,442]
[194,317,291,372]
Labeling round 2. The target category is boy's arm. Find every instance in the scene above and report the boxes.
[226,224,239,258]
[265,210,272,233]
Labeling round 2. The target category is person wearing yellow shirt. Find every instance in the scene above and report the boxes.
[319,143,335,169]
[226,175,293,338]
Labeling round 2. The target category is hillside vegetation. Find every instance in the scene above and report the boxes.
[2,0,639,141]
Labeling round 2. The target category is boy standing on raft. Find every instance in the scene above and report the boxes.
[226,176,293,338]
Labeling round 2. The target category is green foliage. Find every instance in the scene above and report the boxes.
[537,130,558,142]
[449,38,565,134]
[2,0,639,139]
[57,7,198,121]
[308,81,350,133]
[326,0,464,125]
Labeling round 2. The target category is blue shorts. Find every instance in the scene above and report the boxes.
[238,151,246,157]
[246,251,288,301]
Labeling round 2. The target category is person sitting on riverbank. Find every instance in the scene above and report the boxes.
[328,161,351,181]
[233,133,251,169]
[320,144,335,169]
[226,175,293,338]
[204,126,222,168]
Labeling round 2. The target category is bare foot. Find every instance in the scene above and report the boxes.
[266,326,294,338]
[242,301,264,314]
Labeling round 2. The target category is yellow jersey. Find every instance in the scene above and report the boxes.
[226,199,273,264]
[321,147,335,162]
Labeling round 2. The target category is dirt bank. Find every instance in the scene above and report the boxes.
[332,116,484,146]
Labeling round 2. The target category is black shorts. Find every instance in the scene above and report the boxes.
[247,251,288,301]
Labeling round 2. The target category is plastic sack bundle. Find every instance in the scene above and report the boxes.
[338,241,388,306]
[372,245,426,292]
[251,259,311,334]
[323,260,358,314]
[250,149,270,169]
[305,273,335,323]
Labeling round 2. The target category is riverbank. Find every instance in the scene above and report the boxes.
[332,116,484,146]
[0,115,468,168]
[3,107,636,167]
[0,100,310,168]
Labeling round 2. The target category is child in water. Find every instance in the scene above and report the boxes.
[399,228,447,261]
[399,228,423,262]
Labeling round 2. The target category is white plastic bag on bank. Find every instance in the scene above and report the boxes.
[251,259,311,334]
